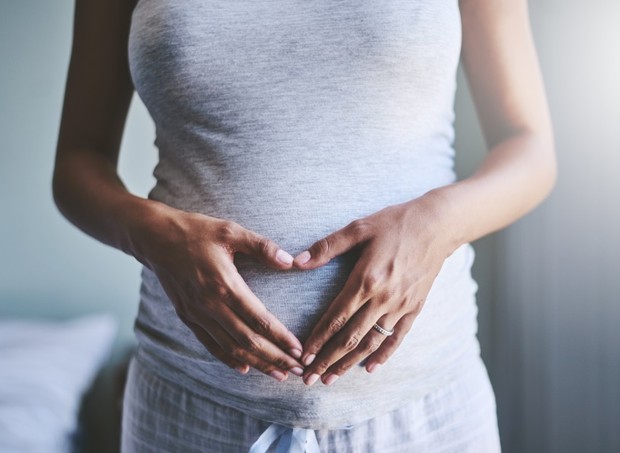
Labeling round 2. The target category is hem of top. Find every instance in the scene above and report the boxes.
[131,340,484,430]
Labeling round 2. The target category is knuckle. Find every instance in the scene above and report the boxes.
[348,219,370,241]
[256,236,273,257]
[229,346,247,360]
[217,221,239,243]
[363,337,383,354]
[314,361,330,375]
[327,316,347,335]
[259,365,276,376]
[212,284,232,301]
[251,314,272,336]
[239,333,263,353]
[273,357,290,370]
[332,363,351,375]
[314,237,330,257]
[400,297,423,317]
[343,333,361,351]
[360,271,381,297]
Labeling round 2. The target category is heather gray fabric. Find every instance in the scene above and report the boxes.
[127,0,484,429]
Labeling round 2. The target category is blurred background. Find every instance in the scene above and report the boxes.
[1,0,618,452]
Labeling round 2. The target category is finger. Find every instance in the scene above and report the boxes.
[293,219,372,269]
[181,316,250,374]
[200,316,298,382]
[218,308,305,375]
[220,264,304,358]
[320,314,400,386]
[228,222,294,269]
[300,254,374,366]
[302,300,392,386]
[204,299,304,375]
[364,313,416,374]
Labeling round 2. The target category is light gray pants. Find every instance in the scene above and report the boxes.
[121,354,501,453]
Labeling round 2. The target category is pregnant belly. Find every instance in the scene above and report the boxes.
[232,250,359,340]
[135,241,479,427]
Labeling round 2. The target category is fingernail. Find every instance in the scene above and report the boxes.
[236,365,249,374]
[305,373,320,386]
[295,250,311,265]
[290,367,304,377]
[303,354,316,366]
[290,348,302,359]
[323,374,339,386]
[270,370,287,381]
[367,363,381,374]
[276,249,294,265]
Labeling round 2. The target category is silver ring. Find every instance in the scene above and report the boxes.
[372,323,394,336]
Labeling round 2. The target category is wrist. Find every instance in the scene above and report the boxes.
[113,195,180,268]
[413,185,469,257]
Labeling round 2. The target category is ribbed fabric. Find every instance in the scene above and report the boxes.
[126,0,492,431]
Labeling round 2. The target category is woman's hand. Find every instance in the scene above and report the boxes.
[288,0,558,387]
[132,204,305,382]
[292,193,458,386]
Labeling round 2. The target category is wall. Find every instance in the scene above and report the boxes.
[489,1,620,452]
[0,1,157,352]
[1,1,618,452]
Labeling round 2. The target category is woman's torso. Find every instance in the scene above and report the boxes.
[127,0,480,429]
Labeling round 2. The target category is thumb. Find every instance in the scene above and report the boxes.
[293,220,371,269]
[233,226,294,269]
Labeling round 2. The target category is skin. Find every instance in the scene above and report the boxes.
[53,0,556,386]
[295,0,557,385]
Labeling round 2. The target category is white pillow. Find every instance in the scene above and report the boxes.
[0,314,117,453]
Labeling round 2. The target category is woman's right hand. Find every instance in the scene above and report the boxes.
[131,203,305,382]
[52,0,302,382]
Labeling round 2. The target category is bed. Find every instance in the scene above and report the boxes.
[0,315,133,453]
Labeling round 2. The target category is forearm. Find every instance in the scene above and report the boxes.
[419,130,557,254]
[52,149,170,266]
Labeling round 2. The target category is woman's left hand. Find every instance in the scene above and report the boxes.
[292,193,458,386]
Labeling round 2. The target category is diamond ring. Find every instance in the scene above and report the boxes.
[372,323,395,336]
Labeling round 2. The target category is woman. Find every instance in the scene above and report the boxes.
[53,0,556,451]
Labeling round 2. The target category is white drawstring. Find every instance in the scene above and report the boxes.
[249,423,322,453]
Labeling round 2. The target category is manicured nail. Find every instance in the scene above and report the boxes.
[290,348,302,359]
[276,249,294,265]
[290,367,304,377]
[295,250,311,265]
[303,354,316,366]
[236,365,249,374]
[305,373,320,386]
[270,370,287,381]
[367,363,381,374]
[323,374,339,386]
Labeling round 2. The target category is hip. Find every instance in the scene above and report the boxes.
[121,351,501,452]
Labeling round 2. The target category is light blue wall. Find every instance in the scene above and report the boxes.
[0,1,158,351]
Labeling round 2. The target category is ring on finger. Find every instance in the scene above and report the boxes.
[372,322,395,336]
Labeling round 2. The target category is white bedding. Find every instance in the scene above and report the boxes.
[0,314,117,453]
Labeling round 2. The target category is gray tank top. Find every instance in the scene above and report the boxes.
[128,0,481,429]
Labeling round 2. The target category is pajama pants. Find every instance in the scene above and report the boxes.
[121,352,501,452]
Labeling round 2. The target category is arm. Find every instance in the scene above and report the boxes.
[427,0,556,250]
[293,0,557,386]
[54,0,304,381]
